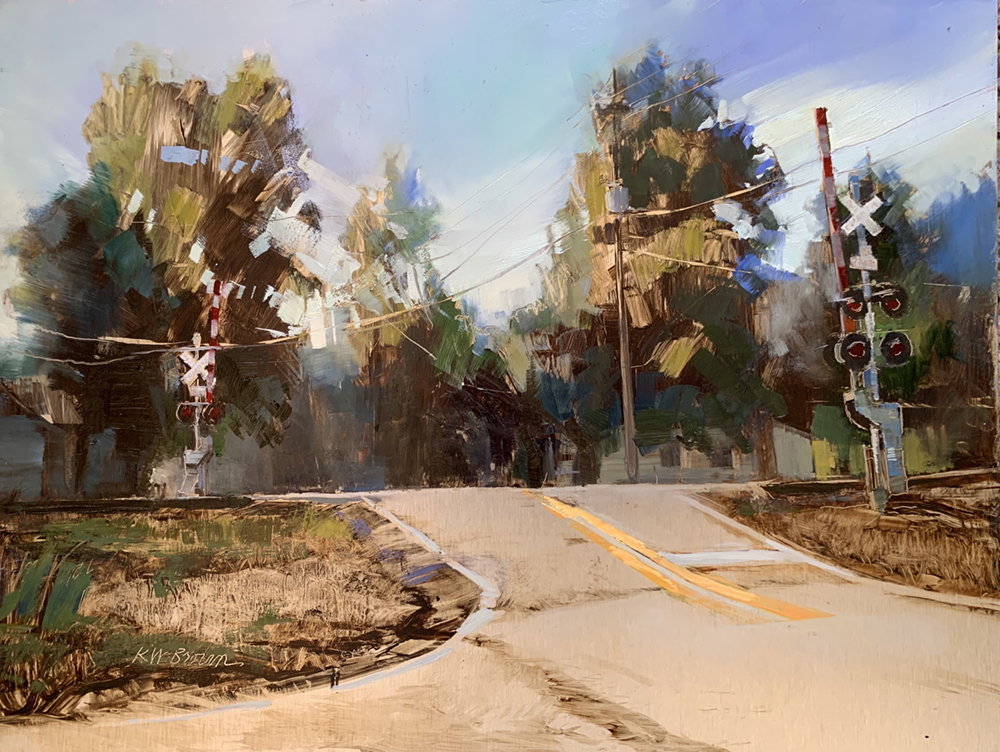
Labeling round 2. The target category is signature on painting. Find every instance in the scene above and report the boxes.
[131,646,244,668]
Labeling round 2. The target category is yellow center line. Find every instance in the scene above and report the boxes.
[560,514,765,622]
[528,491,832,622]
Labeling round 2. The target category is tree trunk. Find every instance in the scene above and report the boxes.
[755,412,778,480]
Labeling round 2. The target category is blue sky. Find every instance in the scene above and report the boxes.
[0,0,995,326]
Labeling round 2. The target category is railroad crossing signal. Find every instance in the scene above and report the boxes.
[176,305,225,497]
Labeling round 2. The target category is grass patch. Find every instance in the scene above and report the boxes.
[707,488,1000,596]
[0,500,414,717]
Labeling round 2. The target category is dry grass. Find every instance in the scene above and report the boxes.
[0,500,430,717]
[713,493,1000,596]
[80,554,416,645]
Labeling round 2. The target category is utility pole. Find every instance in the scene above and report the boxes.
[609,69,640,483]
[994,51,1000,477]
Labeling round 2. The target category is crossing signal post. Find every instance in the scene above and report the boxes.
[815,109,909,510]
[175,280,226,497]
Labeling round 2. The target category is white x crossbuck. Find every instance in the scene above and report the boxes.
[180,350,213,386]
[840,194,883,236]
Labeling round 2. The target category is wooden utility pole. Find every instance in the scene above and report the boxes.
[610,69,640,483]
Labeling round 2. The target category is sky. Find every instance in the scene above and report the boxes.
[0,0,995,329]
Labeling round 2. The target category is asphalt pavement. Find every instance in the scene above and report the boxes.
[6,485,999,752]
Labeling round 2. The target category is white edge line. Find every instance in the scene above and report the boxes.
[361,495,500,607]
[678,493,859,580]
[679,492,1000,613]
[327,607,496,694]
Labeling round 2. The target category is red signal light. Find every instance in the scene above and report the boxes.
[839,289,867,320]
[203,404,224,425]
[839,333,871,371]
[880,332,912,367]
[875,284,908,319]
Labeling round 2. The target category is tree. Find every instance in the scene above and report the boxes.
[505,163,623,483]
[602,53,790,460]
[4,55,322,495]
[510,51,790,478]
[340,155,520,486]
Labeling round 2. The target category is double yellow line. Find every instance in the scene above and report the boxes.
[527,491,831,623]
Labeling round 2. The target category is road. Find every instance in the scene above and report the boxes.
[6,485,1000,751]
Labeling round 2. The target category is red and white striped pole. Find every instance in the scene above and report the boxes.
[814,108,851,333]
[206,279,221,403]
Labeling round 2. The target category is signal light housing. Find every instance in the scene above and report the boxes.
[838,288,867,320]
[823,333,843,370]
[880,331,912,367]
[176,404,197,424]
[875,284,908,319]
[202,403,225,425]
[840,333,871,371]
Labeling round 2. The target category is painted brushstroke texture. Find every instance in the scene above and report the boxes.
[0,0,993,320]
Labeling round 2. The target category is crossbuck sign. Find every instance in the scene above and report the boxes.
[840,194,883,237]
[179,333,212,402]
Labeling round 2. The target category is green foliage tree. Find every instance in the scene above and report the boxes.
[4,56,321,495]
[341,155,520,486]
[511,51,790,479]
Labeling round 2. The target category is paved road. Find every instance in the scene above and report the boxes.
[7,486,1000,751]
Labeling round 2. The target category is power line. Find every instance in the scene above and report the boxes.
[348,104,988,331]
[625,248,736,271]
[617,34,824,125]
[622,69,732,123]
[430,42,749,236]
[427,165,576,268]
[436,94,599,231]
[829,85,995,153]
[436,167,577,284]
[347,224,592,330]
[434,108,592,242]
[36,328,185,348]
[626,175,786,218]
[10,336,305,367]
[778,91,995,179]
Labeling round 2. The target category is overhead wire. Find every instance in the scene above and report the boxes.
[776,87,996,180]
[435,165,579,283]
[16,48,992,360]
[10,336,305,367]
[347,223,593,330]
[343,98,995,332]
[17,95,984,362]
